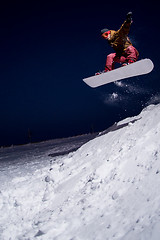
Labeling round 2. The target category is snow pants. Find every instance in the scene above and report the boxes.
[105,46,139,71]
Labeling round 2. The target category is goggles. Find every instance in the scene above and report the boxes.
[102,31,111,39]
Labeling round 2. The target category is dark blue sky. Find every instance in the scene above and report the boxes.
[0,0,160,146]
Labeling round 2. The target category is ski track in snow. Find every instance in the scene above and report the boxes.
[1,104,160,239]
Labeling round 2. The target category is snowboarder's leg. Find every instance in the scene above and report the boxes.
[125,46,139,63]
[105,53,116,71]
[105,53,128,71]
[95,53,116,75]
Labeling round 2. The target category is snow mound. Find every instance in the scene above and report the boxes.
[1,104,160,240]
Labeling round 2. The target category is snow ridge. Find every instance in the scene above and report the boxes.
[1,104,160,240]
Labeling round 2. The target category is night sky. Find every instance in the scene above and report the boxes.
[0,0,160,147]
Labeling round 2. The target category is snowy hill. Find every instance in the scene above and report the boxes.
[1,104,160,240]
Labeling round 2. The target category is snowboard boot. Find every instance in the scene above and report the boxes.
[128,59,136,64]
[95,69,110,75]
[122,59,136,67]
[95,71,103,75]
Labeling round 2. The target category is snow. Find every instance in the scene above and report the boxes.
[1,104,160,240]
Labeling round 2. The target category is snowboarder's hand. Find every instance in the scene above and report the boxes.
[126,12,132,23]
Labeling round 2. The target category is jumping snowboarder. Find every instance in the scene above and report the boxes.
[83,12,153,88]
[96,12,139,74]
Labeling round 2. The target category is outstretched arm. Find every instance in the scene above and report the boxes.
[118,12,133,36]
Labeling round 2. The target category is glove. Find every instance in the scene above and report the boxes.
[126,12,132,23]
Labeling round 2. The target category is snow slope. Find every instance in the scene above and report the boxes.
[1,104,160,240]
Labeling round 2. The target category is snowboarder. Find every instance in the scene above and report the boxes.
[97,12,139,74]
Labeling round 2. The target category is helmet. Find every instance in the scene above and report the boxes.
[101,28,109,34]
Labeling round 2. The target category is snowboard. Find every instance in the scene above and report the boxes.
[83,58,154,88]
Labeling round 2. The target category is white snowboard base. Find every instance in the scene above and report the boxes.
[83,59,154,88]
